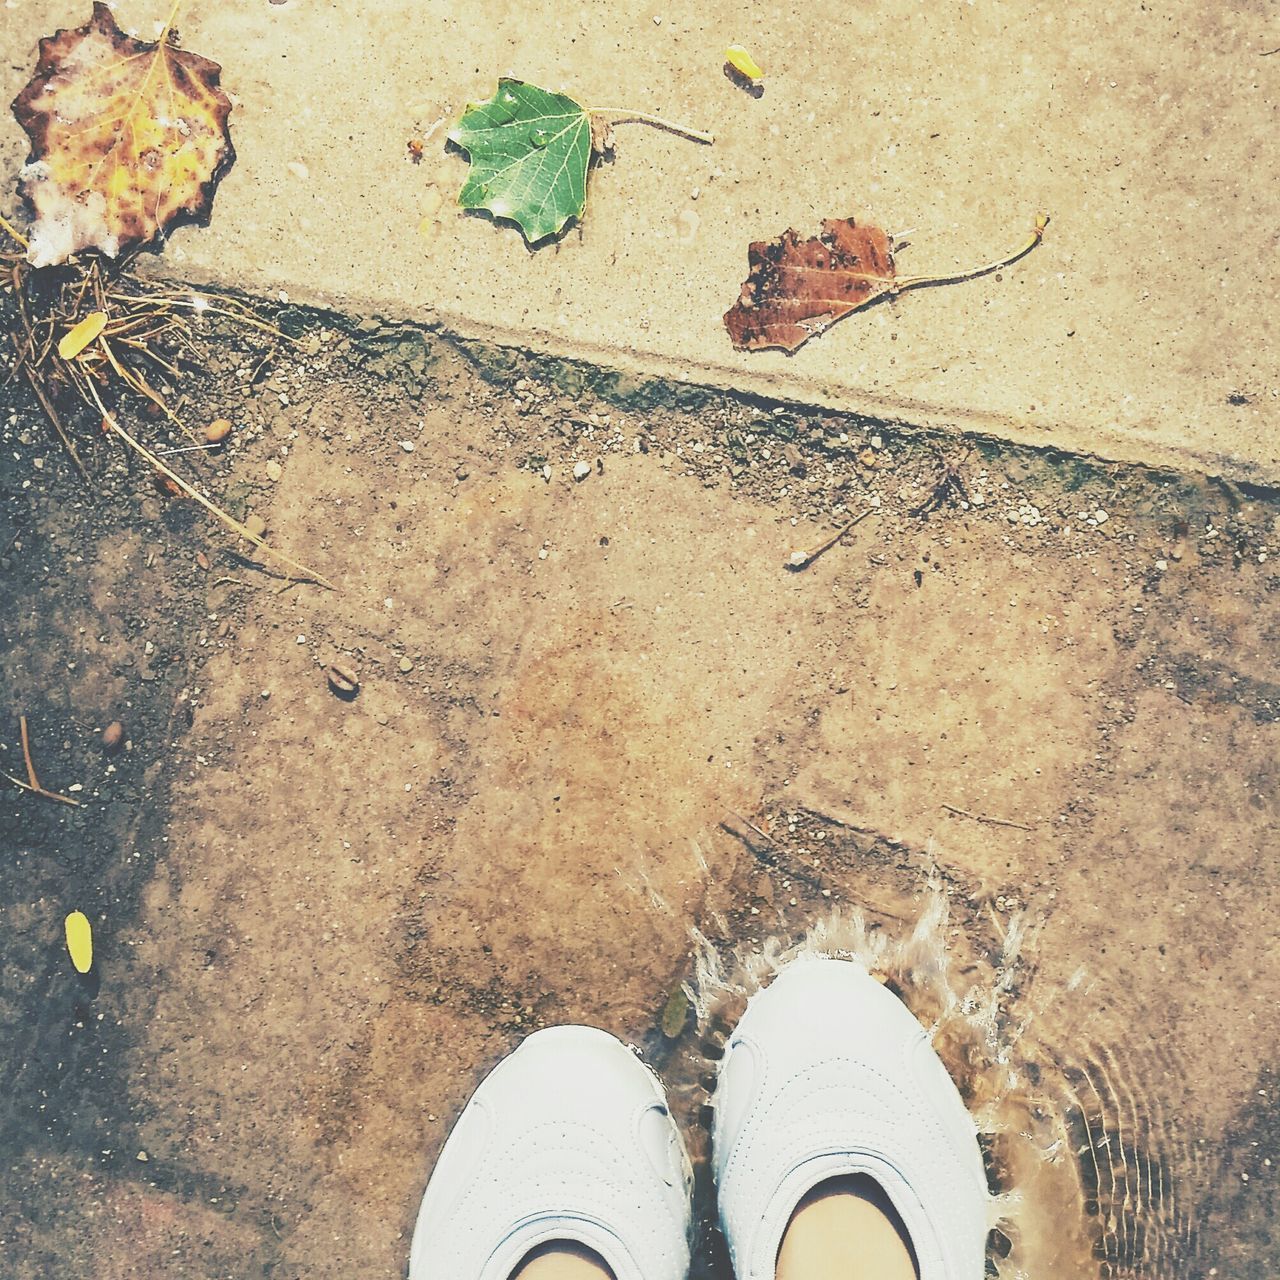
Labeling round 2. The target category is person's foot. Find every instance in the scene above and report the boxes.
[409,1025,693,1280]
[510,1240,615,1279]
[711,956,989,1279]
[775,1174,918,1280]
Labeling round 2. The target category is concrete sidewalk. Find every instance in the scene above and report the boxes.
[2,0,1277,479]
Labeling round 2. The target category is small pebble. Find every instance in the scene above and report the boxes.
[573,461,591,482]
[400,441,415,453]
[1094,509,1109,524]
[265,460,283,482]
[326,663,360,697]
[399,657,414,673]
[244,514,267,539]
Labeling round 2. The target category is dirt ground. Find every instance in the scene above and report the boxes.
[2,311,1278,1279]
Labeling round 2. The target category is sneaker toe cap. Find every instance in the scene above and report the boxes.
[713,959,988,1278]
[410,1027,691,1280]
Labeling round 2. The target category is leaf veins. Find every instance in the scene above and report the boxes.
[448,79,592,245]
[11,2,235,268]
[447,78,712,245]
[725,214,1048,353]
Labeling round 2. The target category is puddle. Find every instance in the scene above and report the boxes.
[655,877,1207,1280]
[3,308,1276,1278]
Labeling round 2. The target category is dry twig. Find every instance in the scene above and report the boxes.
[2,218,291,475]
[3,715,81,807]
[94,400,334,590]
[720,808,774,849]
[786,509,877,571]
[941,803,1032,832]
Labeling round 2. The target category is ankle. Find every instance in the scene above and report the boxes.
[776,1176,919,1280]
[510,1241,615,1280]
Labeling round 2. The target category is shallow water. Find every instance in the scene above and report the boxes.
[5,314,1275,1279]
[655,878,1204,1280]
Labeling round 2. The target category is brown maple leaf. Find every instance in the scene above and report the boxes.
[12,3,234,268]
[725,214,1048,353]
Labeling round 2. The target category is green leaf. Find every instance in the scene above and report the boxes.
[660,984,689,1039]
[448,79,592,244]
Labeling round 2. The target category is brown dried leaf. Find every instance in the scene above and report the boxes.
[12,3,234,268]
[725,214,1048,353]
[724,218,896,352]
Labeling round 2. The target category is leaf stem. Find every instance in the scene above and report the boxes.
[587,107,714,145]
[895,214,1049,292]
[159,0,186,43]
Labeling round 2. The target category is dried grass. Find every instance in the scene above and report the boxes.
[1,216,332,588]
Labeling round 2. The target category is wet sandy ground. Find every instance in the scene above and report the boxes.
[1,323,1278,1278]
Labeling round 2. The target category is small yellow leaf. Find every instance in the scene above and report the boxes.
[58,311,108,361]
[65,910,93,973]
[725,45,764,82]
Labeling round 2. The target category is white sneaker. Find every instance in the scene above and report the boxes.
[409,1025,693,1280]
[712,956,989,1279]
